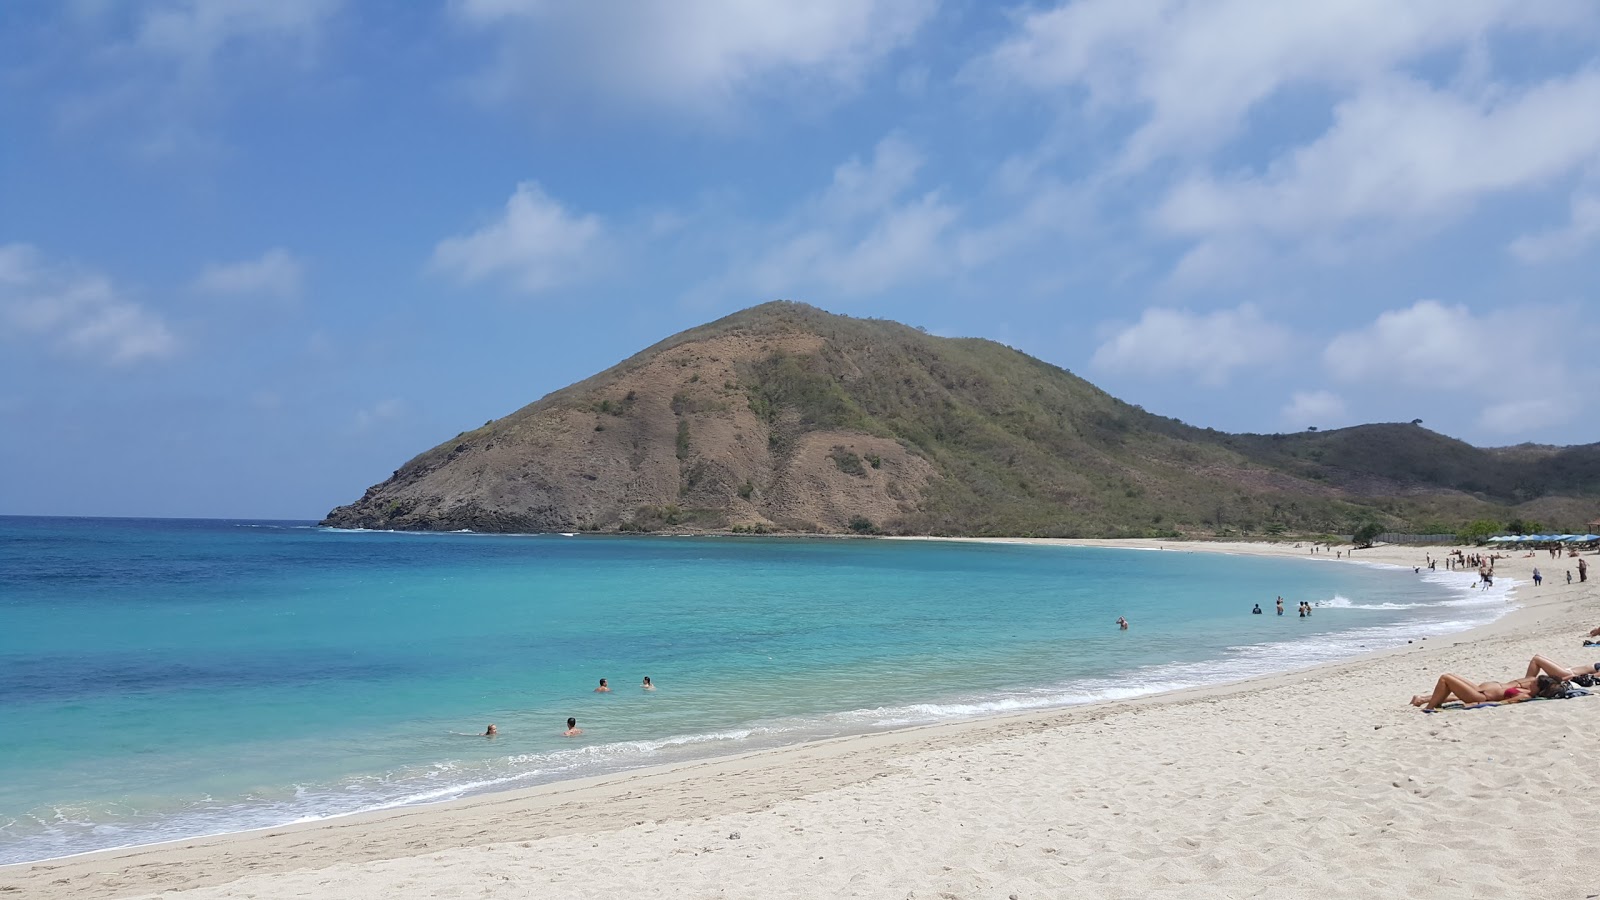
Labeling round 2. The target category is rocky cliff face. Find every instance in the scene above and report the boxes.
[323,302,1600,536]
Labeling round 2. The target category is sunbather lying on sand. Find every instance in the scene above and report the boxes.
[1410,664,1584,710]
[1411,674,1541,709]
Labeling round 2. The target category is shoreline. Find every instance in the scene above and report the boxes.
[6,538,1597,898]
[2,539,1490,866]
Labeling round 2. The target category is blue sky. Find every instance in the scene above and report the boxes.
[3,0,1598,519]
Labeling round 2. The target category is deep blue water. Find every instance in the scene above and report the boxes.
[0,516,1508,864]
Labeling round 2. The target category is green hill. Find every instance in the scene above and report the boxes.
[322,302,1599,538]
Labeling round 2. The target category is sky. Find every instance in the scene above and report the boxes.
[2,0,1598,520]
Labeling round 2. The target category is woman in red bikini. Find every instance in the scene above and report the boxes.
[1410,655,1592,709]
[1410,674,1537,709]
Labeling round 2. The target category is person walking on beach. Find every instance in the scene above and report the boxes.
[595,678,611,693]
[1534,567,1542,586]
[1581,558,1589,583]
[564,717,582,736]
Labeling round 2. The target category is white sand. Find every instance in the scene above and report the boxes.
[6,539,1598,899]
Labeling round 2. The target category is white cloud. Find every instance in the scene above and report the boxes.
[192,248,303,298]
[973,0,1591,169]
[1089,305,1291,387]
[431,182,604,294]
[47,0,342,156]
[1479,397,1568,435]
[1280,390,1348,430]
[451,0,934,116]
[350,397,405,432]
[0,244,177,365]
[818,134,924,221]
[136,0,341,74]
[1155,72,1600,240]
[972,1,1600,285]
[712,136,959,299]
[1326,300,1504,387]
[1509,192,1600,262]
[1322,299,1582,433]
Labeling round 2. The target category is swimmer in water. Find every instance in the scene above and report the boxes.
[564,717,582,737]
[1116,616,1129,630]
[642,676,655,690]
[483,724,498,737]
[595,678,610,693]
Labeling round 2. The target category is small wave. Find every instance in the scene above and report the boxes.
[1316,595,1418,610]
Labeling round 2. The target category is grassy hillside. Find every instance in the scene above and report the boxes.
[322,302,1600,537]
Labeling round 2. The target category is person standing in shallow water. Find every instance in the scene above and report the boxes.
[594,678,610,693]
[564,717,582,737]
[641,676,655,690]
[1276,596,1284,616]
[1116,616,1129,630]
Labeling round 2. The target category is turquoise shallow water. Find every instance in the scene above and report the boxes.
[0,517,1510,864]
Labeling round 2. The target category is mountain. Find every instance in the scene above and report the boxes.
[321,302,1600,537]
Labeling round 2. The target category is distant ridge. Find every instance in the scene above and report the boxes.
[322,302,1600,537]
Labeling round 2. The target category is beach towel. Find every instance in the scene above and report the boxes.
[1422,702,1500,713]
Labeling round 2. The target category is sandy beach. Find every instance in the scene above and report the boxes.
[5,539,1598,899]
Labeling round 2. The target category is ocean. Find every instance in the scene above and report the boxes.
[0,516,1509,865]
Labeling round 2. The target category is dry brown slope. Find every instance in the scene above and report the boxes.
[322,324,934,533]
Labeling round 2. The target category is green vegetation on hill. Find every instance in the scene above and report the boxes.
[322,301,1600,538]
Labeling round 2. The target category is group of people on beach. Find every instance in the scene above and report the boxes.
[475,676,655,739]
